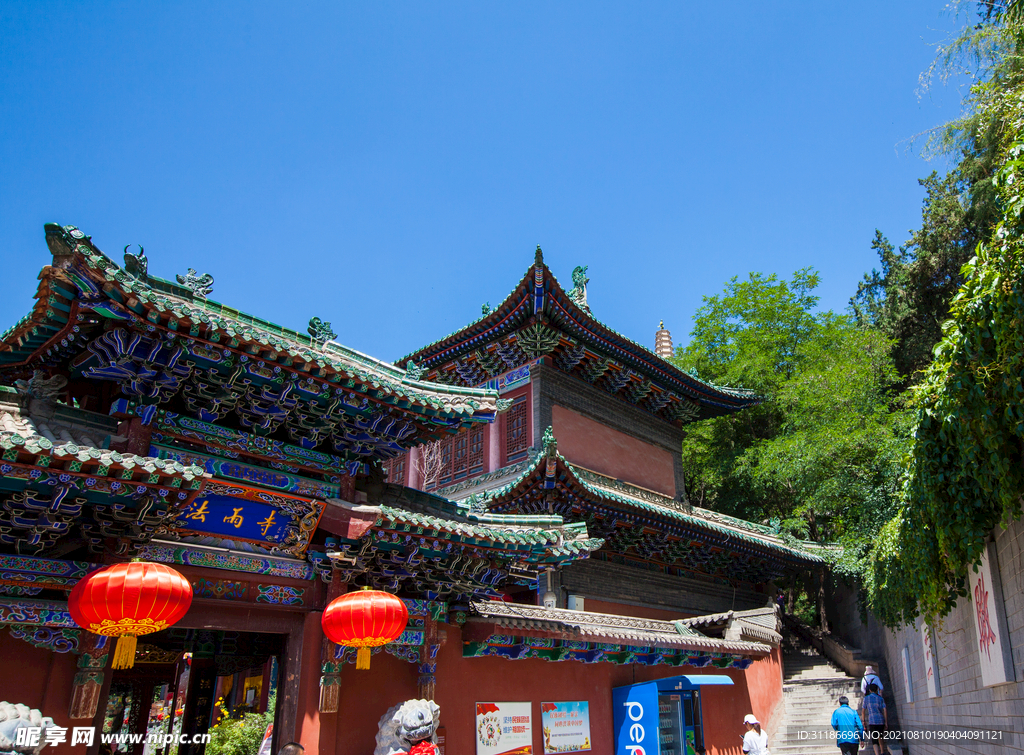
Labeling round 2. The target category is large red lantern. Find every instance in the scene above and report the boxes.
[69,561,193,669]
[321,588,408,670]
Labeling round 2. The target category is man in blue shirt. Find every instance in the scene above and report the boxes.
[831,696,865,755]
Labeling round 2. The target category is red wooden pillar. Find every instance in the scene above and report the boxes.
[293,611,323,753]
[69,634,111,719]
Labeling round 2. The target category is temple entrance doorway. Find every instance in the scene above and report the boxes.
[98,629,284,755]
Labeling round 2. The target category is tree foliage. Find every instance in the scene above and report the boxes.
[852,170,992,379]
[866,17,1024,624]
[674,271,906,558]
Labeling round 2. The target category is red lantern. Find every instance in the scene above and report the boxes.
[321,588,408,670]
[69,561,193,669]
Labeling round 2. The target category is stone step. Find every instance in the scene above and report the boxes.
[772,628,868,755]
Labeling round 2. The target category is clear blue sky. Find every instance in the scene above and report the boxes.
[1,2,973,362]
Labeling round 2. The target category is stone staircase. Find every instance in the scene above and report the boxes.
[770,631,902,755]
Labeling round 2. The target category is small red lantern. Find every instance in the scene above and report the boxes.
[322,588,408,670]
[69,561,193,669]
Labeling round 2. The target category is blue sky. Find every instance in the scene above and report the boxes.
[1,2,973,362]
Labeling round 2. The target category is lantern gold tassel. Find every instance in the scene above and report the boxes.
[356,647,371,670]
[112,635,138,670]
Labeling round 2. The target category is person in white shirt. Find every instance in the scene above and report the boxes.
[860,666,884,695]
[742,714,770,754]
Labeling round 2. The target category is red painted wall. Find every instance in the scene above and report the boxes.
[0,632,82,755]
[697,647,783,755]
[323,647,419,755]
[551,406,675,497]
[324,624,783,755]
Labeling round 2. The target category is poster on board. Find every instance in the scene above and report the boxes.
[541,702,591,753]
[476,702,533,755]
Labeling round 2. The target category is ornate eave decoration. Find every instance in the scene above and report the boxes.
[0,224,509,462]
[313,492,602,600]
[451,429,822,583]
[395,253,760,426]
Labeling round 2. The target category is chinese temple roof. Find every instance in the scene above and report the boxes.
[678,606,782,645]
[398,248,759,424]
[442,429,823,581]
[465,601,774,657]
[314,483,603,600]
[0,389,209,558]
[0,224,511,462]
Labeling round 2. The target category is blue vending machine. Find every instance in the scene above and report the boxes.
[612,675,733,755]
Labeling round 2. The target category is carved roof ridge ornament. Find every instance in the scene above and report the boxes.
[308,317,337,349]
[175,268,214,298]
[123,245,148,281]
[535,245,544,266]
[515,323,560,358]
[568,265,590,313]
[405,360,425,381]
[542,425,557,456]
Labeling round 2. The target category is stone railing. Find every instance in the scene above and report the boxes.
[782,614,878,679]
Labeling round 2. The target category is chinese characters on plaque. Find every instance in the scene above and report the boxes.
[968,540,1015,687]
[920,621,940,698]
[176,494,291,544]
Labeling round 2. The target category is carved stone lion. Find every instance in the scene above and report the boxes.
[373,699,440,755]
[0,702,54,755]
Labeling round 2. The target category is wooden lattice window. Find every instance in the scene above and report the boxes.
[468,425,485,472]
[383,453,407,484]
[505,397,529,462]
[452,432,468,479]
[425,425,488,490]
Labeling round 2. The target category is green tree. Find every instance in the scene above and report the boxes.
[852,169,990,380]
[674,271,907,626]
[867,6,1024,626]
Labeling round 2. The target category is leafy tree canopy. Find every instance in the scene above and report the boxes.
[866,6,1024,626]
[673,271,906,563]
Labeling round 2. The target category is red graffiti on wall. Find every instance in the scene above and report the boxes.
[923,631,933,680]
[974,571,998,660]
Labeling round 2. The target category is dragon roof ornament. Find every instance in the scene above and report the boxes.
[175,268,215,298]
[308,317,337,348]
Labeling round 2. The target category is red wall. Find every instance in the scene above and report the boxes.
[551,406,675,497]
[0,632,83,755]
[323,624,783,755]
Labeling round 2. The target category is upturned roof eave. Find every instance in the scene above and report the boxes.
[2,224,505,424]
[455,441,823,566]
[396,258,760,410]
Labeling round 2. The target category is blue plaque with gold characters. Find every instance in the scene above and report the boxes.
[176,494,292,544]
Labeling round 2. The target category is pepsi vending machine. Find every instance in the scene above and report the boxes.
[612,675,733,755]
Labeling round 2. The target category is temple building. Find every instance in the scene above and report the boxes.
[0,226,822,755]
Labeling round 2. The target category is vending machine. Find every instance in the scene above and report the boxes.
[612,675,733,755]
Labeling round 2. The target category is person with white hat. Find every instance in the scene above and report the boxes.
[860,665,883,695]
[742,713,770,754]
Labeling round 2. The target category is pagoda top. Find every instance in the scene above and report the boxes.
[397,248,759,423]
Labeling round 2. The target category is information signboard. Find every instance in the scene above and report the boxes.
[541,701,591,753]
[476,702,533,755]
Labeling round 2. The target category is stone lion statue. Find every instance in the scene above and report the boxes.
[374,699,441,755]
[0,703,54,755]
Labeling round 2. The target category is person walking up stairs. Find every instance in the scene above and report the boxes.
[771,631,904,755]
